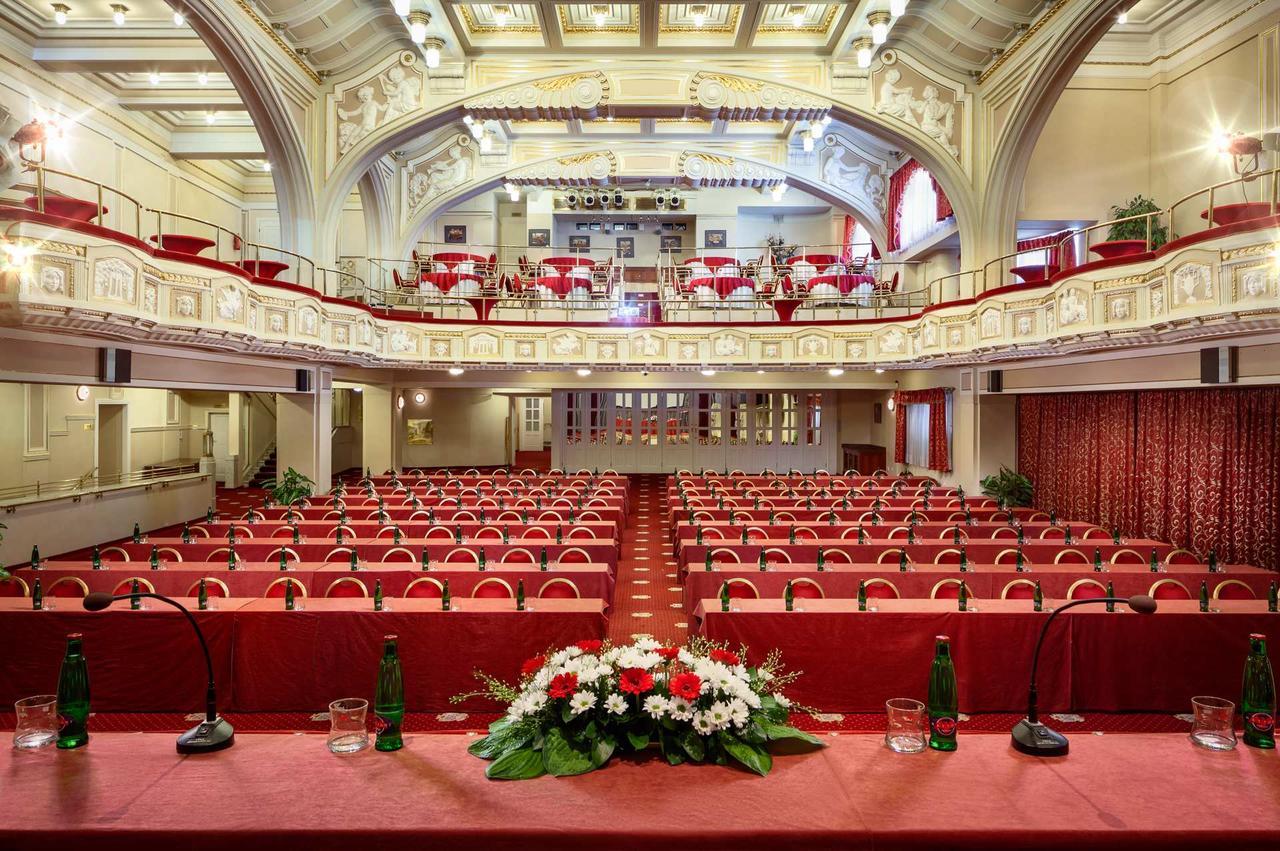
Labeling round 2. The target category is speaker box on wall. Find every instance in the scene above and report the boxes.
[97,348,132,384]
[986,370,1004,393]
[295,369,314,392]
[1200,346,1238,384]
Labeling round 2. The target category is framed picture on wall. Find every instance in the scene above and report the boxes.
[615,236,635,259]
[660,234,682,251]
[527,228,550,247]
[443,225,467,244]
[568,235,591,250]
[705,229,727,248]
[406,419,434,445]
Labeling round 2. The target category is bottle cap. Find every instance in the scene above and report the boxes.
[936,634,949,642]
[1250,633,1266,641]
[67,632,82,639]
[384,634,398,641]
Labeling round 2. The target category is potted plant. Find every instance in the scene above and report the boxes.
[269,467,315,507]
[979,466,1033,508]
[1090,195,1167,260]
[765,234,795,266]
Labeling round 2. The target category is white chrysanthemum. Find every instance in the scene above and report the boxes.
[633,637,660,651]
[677,648,697,666]
[550,649,571,667]
[562,656,585,674]
[742,690,762,710]
[532,669,551,690]
[692,711,716,734]
[565,646,584,658]
[643,695,669,719]
[706,701,731,728]
[727,698,750,728]
[604,693,627,715]
[773,692,792,708]
[759,669,774,682]
[506,704,525,722]
[603,647,622,664]
[668,697,694,721]
[569,691,595,716]
[523,691,547,712]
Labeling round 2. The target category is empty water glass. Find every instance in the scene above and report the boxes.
[13,695,58,751]
[1189,696,1236,751]
[327,698,370,754]
[885,698,927,754]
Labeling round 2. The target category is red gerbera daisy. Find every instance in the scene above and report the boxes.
[669,672,703,701]
[656,646,680,662]
[548,672,579,699]
[575,639,604,655]
[520,655,546,678]
[618,667,654,695]
[709,648,741,667]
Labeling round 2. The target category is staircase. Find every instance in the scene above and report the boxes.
[248,448,277,488]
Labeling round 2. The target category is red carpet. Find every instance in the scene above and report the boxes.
[606,474,685,646]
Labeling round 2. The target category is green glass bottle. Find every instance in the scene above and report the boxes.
[335,526,345,546]
[182,522,192,545]
[952,526,961,545]
[456,525,464,544]
[555,525,563,544]
[1269,581,1278,613]
[907,526,916,545]
[768,509,775,526]
[1063,525,1073,545]
[1017,525,1025,546]
[227,544,237,571]
[91,546,102,570]
[349,548,360,572]
[784,579,794,612]
[206,505,215,523]
[1112,526,1121,545]
[857,580,867,612]
[788,527,796,545]
[374,634,405,752]
[957,580,968,612]
[741,527,748,545]
[1015,546,1025,573]
[32,577,43,611]
[478,548,487,571]
[394,526,403,545]
[55,633,90,749]
[539,546,548,571]
[1242,633,1276,749]
[927,635,958,752]
[132,523,142,544]
[374,579,384,612]
[442,579,451,611]
[899,549,908,573]
[197,578,208,611]
[1208,550,1219,573]
[1032,580,1043,613]
[704,548,712,572]
[1049,508,1057,526]
[1093,548,1103,572]
[965,507,973,526]
[149,546,160,571]
[958,546,967,573]
[130,578,141,611]
[828,511,836,527]
[1106,581,1116,613]
[758,548,767,571]
[696,526,703,546]
[1199,581,1210,613]
[279,549,289,571]
[858,525,866,544]
[246,510,256,526]
[516,579,525,612]
[284,578,295,611]
[227,524,236,543]
[816,548,825,572]
[1150,549,1160,573]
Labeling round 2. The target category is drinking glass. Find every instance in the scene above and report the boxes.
[885,698,927,754]
[13,695,58,751]
[1189,696,1236,751]
[327,698,371,754]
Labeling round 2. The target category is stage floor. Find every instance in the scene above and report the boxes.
[3,732,1277,849]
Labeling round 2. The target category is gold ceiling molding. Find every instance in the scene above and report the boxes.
[659,4,742,35]
[756,3,839,34]
[557,4,640,35]
[457,4,543,34]
[465,71,610,120]
[694,72,764,93]
[233,0,323,85]
[1080,0,1268,67]
[558,151,615,166]
[977,0,1069,85]
[682,151,735,167]
[534,72,603,92]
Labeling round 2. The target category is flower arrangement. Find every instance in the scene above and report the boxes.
[458,636,822,780]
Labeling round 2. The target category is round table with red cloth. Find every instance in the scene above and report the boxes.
[787,253,843,268]
[430,252,487,270]
[684,256,739,270]
[806,273,875,295]
[684,276,756,299]
[420,271,483,294]
[533,275,590,299]
[1199,202,1275,226]
[149,234,216,256]
[24,195,106,222]
[1010,264,1058,284]
[542,256,596,275]
[238,260,290,280]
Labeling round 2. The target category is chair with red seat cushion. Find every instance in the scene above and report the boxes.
[1149,579,1193,600]
[472,578,514,599]
[325,578,369,598]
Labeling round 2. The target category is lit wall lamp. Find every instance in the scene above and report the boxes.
[890,0,909,16]
[76,385,90,402]
[853,37,873,69]
[1214,131,1277,177]
[407,11,430,43]
[396,394,405,410]
[691,3,707,27]
[111,4,128,26]
[492,4,511,26]
[868,11,891,45]
[392,0,411,15]
[422,37,444,69]
[591,4,608,27]
[51,3,69,25]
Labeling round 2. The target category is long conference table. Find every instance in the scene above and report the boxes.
[3,732,1277,850]
[695,598,1280,713]
[0,596,606,713]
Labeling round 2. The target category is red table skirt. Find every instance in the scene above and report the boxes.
[685,276,756,299]
[247,505,625,525]
[419,272,483,293]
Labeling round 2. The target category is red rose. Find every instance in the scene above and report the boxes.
[709,648,740,667]
[656,646,680,662]
[575,639,604,655]
[520,655,546,678]
[669,672,703,701]
[618,667,654,695]
[548,672,579,699]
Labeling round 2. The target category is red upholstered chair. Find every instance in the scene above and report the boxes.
[111,576,157,596]
[537,578,581,599]
[1149,578,1193,600]
[820,549,853,564]
[933,548,963,564]
[444,547,480,564]
[501,548,536,564]
[268,547,301,565]
[1109,548,1145,565]
[271,526,296,538]
[930,578,973,600]
[710,548,741,565]
[208,547,242,567]
[557,547,592,564]
[790,578,824,599]
[472,577,514,598]
[876,549,910,565]
[864,578,900,599]
[1053,549,1090,565]
[792,527,818,541]
[473,527,504,540]
[1067,578,1108,600]
[994,548,1029,565]
[100,546,131,562]
[381,547,417,563]
[264,577,306,598]
[404,577,444,598]
[1213,580,1256,600]
[763,548,791,564]
[186,577,230,597]
[1039,527,1067,540]
[1081,527,1110,540]
[1001,579,1037,600]
[48,577,90,598]
[325,547,355,564]
[423,526,455,541]
[1166,548,1200,565]
[325,577,368,598]
[0,576,30,597]
[726,578,759,599]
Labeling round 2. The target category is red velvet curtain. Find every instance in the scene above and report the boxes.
[1017,388,1280,570]
[840,214,856,263]
[892,388,951,472]
[885,159,923,253]
[1016,231,1076,270]
[931,175,954,221]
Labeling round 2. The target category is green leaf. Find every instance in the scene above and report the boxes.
[542,728,595,777]
[720,734,772,776]
[485,747,546,780]
[660,733,685,765]
[487,717,512,736]
[758,719,823,747]
[759,695,788,723]
[626,729,651,751]
[591,734,616,768]
[677,729,705,762]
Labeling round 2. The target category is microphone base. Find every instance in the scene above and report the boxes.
[1011,718,1069,756]
[177,716,235,754]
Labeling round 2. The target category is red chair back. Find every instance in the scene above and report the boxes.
[1152,581,1192,600]
[473,580,513,599]
[405,579,443,598]
[791,581,823,600]
[1069,582,1108,600]
[327,579,368,598]
[537,580,579,599]
[1003,582,1036,600]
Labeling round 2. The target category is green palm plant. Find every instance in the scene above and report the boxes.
[270,467,315,507]
[1106,195,1169,248]
[980,466,1033,507]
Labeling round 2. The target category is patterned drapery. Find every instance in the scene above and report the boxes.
[892,388,951,472]
[1016,230,1076,271]
[885,160,923,253]
[1017,388,1280,570]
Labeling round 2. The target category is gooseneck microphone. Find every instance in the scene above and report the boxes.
[1012,594,1158,756]
[83,591,235,754]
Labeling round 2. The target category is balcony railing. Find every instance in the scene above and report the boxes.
[0,463,204,508]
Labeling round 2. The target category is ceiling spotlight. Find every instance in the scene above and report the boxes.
[111,4,127,26]
[576,368,592,377]
[612,189,624,206]
[853,36,873,69]
[447,367,465,376]
[76,385,90,401]
[351,386,362,393]
[492,4,511,26]
[890,0,909,16]
[584,191,598,208]
[787,4,805,28]
[886,395,896,412]
[1117,11,1128,24]
[423,37,443,68]
[654,190,667,208]
[172,10,184,26]
[149,72,161,85]
[874,367,886,374]
[868,11,891,45]
[668,193,682,210]
[700,369,716,377]
[413,391,426,404]
[205,111,216,124]
[691,3,707,27]
[197,71,209,85]
[756,369,766,375]
[407,10,430,43]
[592,4,608,27]
[52,3,69,25]
[828,368,844,377]
[262,161,272,172]
[393,0,411,15]
[396,394,405,410]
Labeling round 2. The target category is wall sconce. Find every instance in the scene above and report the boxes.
[76,385,90,401]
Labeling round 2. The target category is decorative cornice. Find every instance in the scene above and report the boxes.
[978,0,1070,85]
[233,0,323,85]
